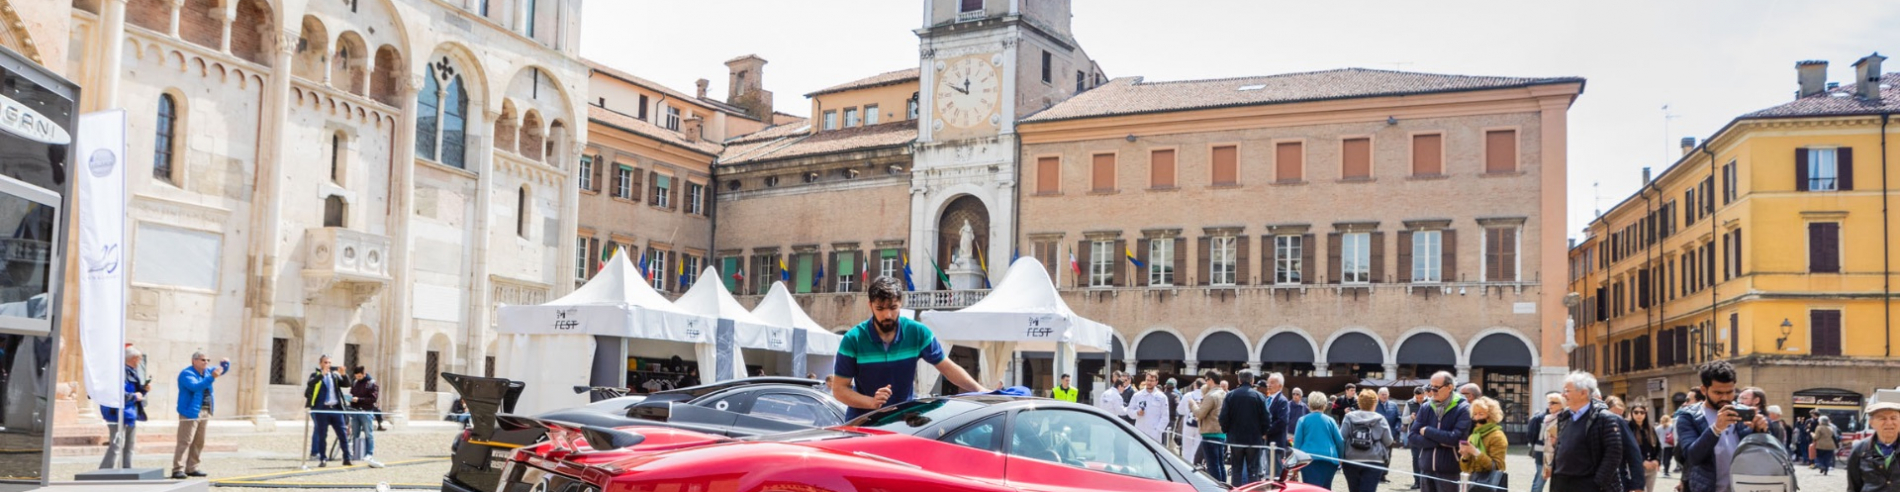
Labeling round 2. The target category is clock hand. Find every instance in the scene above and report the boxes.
[952,83,969,95]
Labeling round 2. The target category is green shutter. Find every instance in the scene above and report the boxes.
[795,254,814,293]
[839,253,855,274]
[722,257,739,292]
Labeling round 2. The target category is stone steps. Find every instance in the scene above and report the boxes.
[51,424,238,456]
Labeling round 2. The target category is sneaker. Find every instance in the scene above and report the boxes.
[317,461,327,468]
[170,472,186,480]
[186,471,207,477]
[367,458,385,469]
[343,459,354,467]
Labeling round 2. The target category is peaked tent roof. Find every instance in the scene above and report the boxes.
[546,247,687,312]
[675,266,775,327]
[751,282,844,356]
[920,257,1114,351]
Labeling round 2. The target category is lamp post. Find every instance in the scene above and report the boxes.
[1691,320,1725,362]
[1776,318,1797,351]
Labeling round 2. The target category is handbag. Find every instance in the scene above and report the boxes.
[1467,470,1508,491]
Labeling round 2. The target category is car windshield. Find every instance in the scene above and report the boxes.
[848,399,984,435]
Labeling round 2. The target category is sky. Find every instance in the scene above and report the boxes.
[580,0,1900,241]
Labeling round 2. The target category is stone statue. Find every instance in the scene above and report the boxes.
[957,220,975,265]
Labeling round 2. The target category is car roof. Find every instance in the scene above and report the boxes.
[651,377,823,399]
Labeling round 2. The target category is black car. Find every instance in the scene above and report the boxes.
[441,373,847,492]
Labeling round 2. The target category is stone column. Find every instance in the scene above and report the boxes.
[1184,362,1198,376]
[1455,364,1473,385]
[379,76,422,428]
[1384,363,1399,380]
[1009,353,1022,388]
[217,1,235,54]
[94,0,129,111]
[554,136,581,296]
[1122,358,1136,377]
[239,31,299,429]
[1246,361,1262,375]
[908,184,935,291]
[465,109,501,384]
[166,0,182,37]
[1313,363,1331,378]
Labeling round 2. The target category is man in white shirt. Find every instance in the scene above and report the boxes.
[1178,375,1206,464]
[1131,371,1171,442]
[1095,372,1127,417]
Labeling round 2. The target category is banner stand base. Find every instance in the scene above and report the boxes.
[73,468,166,481]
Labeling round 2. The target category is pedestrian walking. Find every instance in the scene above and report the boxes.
[1621,399,1661,491]
[1341,389,1396,492]
[1546,371,1626,492]
[99,348,145,470]
[1194,369,1228,483]
[1293,391,1342,487]
[348,366,386,468]
[304,355,353,467]
[1217,370,1270,486]
[171,351,228,478]
[1178,376,1205,465]
[1845,401,1899,492]
[1813,415,1839,475]
[1658,415,1676,477]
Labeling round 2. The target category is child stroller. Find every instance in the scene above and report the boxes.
[1731,432,1799,492]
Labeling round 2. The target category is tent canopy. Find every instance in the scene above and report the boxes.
[919,257,1114,352]
[676,266,786,352]
[749,282,843,357]
[496,248,711,343]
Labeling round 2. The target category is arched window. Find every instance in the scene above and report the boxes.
[415,63,470,169]
[330,132,344,183]
[416,65,439,160]
[155,94,178,182]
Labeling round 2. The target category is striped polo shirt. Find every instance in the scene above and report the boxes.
[834,317,946,420]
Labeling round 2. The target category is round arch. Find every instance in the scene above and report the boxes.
[920,184,1008,280]
[1131,327,1189,361]
[1257,327,1321,364]
[1192,327,1251,363]
[1394,326,1464,366]
[1464,328,1539,368]
[1108,331,1128,361]
[1320,327,1392,365]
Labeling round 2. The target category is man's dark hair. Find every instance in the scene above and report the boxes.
[1060,373,1070,379]
[1697,360,1737,387]
[1202,368,1222,381]
[868,276,904,303]
[1744,386,1767,406]
[1237,370,1256,385]
[352,366,366,375]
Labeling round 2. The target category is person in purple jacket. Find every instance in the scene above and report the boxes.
[172,351,229,479]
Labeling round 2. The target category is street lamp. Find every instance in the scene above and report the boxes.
[1776,318,1797,351]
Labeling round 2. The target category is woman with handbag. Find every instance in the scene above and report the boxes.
[1457,397,1509,489]
[1814,415,1840,475]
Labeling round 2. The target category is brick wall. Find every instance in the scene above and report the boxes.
[229,0,270,66]
[125,0,170,33]
[178,0,220,50]
[370,47,401,106]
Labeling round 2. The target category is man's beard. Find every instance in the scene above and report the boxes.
[875,318,897,334]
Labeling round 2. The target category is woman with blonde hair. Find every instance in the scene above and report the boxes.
[1292,391,1343,487]
[1458,397,1508,486]
[1341,389,1396,492]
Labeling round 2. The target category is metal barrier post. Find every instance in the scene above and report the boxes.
[299,409,311,470]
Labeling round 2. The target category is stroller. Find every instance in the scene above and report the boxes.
[1730,432,1799,492]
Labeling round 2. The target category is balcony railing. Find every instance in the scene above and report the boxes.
[905,289,991,310]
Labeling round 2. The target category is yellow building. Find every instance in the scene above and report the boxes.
[1568,54,1900,427]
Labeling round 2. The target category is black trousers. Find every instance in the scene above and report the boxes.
[1549,474,1599,492]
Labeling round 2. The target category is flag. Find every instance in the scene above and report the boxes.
[599,244,614,272]
[779,256,790,282]
[860,254,869,286]
[901,253,916,291]
[975,244,991,289]
[929,256,951,289]
[677,255,687,288]
[1069,247,1082,277]
[78,110,128,410]
[637,249,650,280]
[1125,246,1146,269]
[733,268,745,283]
[813,261,826,288]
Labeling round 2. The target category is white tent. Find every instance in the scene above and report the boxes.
[494,248,714,414]
[674,266,793,381]
[918,257,1115,392]
[748,282,845,378]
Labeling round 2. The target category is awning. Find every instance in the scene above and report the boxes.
[1196,331,1248,362]
[1396,334,1456,366]
[1260,332,1315,364]
[1326,332,1384,365]
[1468,333,1533,367]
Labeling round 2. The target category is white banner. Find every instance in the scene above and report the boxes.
[77,110,126,408]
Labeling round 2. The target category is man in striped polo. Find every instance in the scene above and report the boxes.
[831,276,987,420]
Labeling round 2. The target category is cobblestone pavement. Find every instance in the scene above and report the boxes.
[54,422,1853,492]
[53,420,465,491]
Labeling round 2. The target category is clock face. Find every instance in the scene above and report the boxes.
[935,56,1001,129]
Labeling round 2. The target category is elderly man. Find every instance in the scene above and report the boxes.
[172,351,228,478]
[1846,400,1900,491]
[1409,371,1471,492]
[1459,382,1483,403]
[100,348,146,470]
[1260,373,1294,477]
[1548,371,1627,492]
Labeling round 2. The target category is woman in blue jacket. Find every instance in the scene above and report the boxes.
[1294,391,1345,487]
[100,348,144,469]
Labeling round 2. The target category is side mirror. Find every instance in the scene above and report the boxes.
[1278,448,1314,482]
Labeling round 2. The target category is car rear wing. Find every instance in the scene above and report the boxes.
[497,414,647,455]
[442,372,525,442]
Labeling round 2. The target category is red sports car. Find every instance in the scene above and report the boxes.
[494,395,1327,492]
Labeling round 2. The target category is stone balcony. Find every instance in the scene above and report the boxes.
[301,227,392,305]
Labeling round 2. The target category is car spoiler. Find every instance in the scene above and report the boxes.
[497,414,646,455]
[442,372,525,443]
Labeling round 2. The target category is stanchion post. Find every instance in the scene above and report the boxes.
[299,409,311,470]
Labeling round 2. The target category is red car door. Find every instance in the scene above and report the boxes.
[1001,409,1197,492]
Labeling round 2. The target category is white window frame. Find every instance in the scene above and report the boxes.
[1275,235,1302,285]
[1211,236,1237,286]
[1089,240,1115,287]
[614,166,632,198]
[906,98,919,120]
[879,252,900,280]
[1147,238,1174,286]
[1808,148,1839,191]
[574,238,589,280]
[837,257,856,293]
[823,110,838,131]
[687,183,704,215]
[1343,232,1371,284]
[648,253,668,291]
[1412,230,1442,283]
[578,155,594,191]
[655,175,672,208]
[844,107,861,128]
[865,104,880,126]
[664,105,681,131]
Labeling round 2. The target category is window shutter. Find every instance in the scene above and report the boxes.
[1368,232,1385,283]
[1150,150,1176,188]
[1300,233,1315,284]
[1276,142,1303,182]
[1135,238,1150,287]
[1327,232,1342,284]
[1838,147,1854,190]
[1171,239,1186,287]
[1485,130,1516,173]
[1197,237,1211,286]
[1041,242,1056,280]
[1092,154,1116,192]
[1809,223,1839,273]
[1501,228,1517,281]
[1112,239,1126,286]
[628,168,643,201]
[1342,138,1371,179]
[1234,235,1251,285]
[592,156,604,191]
[1037,156,1060,194]
[1077,240,1091,285]
[1442,229,1458,282]
[647,171,659,205]
[1411,134,1443,176]
[1397,231,1413,283]
[672,177,683,210]
[1794,148,1809,191]
[825,251,838,292]
[1211,145,1239,185]
[1732,228,1742,277]
[1261,235,1273,284]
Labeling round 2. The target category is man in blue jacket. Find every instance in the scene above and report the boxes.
[1677,360,1766,492]
[100,348,145,470]
[1219,370,1272,486]
[173,351,228,479]
[1260,373,1293,479]
[1409,371,1471,492]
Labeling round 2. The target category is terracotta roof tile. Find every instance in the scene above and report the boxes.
[804,68,920,98]
[587,105,724,156]
[1022,68,1585,123]
[720,121,916,165]
[1739,73,1900,119]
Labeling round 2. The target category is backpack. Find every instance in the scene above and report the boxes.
[1730,432,1798,492]
[1348,419,1376,451]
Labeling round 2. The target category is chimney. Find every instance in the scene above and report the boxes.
[1797,60,1828,99]
[1679,137,1696,156]
[1853,52,1886,100]
[1642,167,1652,184]
[695,78,709,99]
[682,116,704,143]
[724,55,775,121]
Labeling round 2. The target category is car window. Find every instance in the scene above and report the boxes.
[750,394,820,426]
[944,415,1003,452]
[1009,409,1165,481]
[853,399,984,435]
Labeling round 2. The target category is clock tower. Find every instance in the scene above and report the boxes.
[910,0,1101,290]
